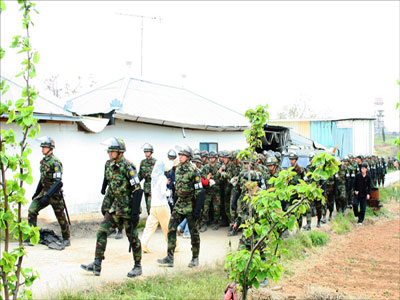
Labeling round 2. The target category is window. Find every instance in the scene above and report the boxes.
[200,142,218,152]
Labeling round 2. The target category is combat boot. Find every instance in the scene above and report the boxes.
[127,262,142,278]
[157,254,174,267]
[328,211,333,222]
[62,239,71,247]
[107,228,116,237]
[212,223,220,230]
[200,223,207,232]
[227,228,237,237]
[321,213,327,224]
[80,258,102,276]
[188,257,199,268]
[303,221,311,231]
[316,220,321,228]
[115,230,123,240]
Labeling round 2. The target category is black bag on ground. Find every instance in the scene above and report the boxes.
[39,228,65,251]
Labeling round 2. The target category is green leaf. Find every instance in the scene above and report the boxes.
[397,102,399,110]
[0,0,6,12]
[33,51,40,63]
[288,215,296,230]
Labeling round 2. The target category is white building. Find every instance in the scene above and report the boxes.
[1,75,249,218]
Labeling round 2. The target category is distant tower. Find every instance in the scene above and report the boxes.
[374,98,384,134]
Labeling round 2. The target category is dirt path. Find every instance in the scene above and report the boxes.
[17,225,240,299]
[268,207,400,299]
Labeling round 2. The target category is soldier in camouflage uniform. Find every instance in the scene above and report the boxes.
[288,152,306,228]
[200,150,222,231]
[303,152,317,230]
[157,145,203,268]
[139,143,157,215]
[227,150,242,236]
[220,151,233,226]
[343,157,355,209]
[81,138,142,277]
[101,157,124,239]
[200,150,209,166]
[28,137,70,247]
[335,158,347,214]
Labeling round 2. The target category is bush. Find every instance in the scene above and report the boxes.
[308,231,330,247]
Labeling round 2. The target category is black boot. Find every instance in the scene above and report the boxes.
[115,230,123,240]
[200,223,207,232]
[62,238,71,247]
[321,213,327,224]
[107,228,116,237]
[81,258,102,276]
[157,253,174,267]
[212,223,220,230]
[127,262,142,278]
[328,211,333,221]
[316,220,321,228]
[188,257,199,268]
[303,221,311,231]
[227,228,238,236]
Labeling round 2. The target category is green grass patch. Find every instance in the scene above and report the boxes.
[365,206,380,218]
[308,231,330,247]
[57,266,229,300]
[331,212,352,234]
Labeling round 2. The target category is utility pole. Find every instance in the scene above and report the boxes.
[116,12,161,78]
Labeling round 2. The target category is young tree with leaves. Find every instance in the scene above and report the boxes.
[0,0,40,299]
[225,105,340,300]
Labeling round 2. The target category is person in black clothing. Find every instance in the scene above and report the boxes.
[353,163,372,225]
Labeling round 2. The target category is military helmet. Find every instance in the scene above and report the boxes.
[348,154,354,159]
[167,149,177,159]
[209,150,218,158]
[343,156,349,162]
[142,143,153,153]
[265,156,278,166]
[178,145,193,158]
[193,149,200,157]
[309,152,316,159]
[37,136,55,149]
[102,137,126,153]
[192,155,202,163]
[243,170,262,187]
[200,150,209,158]
[289,152,298,160]
[274,152,281,160]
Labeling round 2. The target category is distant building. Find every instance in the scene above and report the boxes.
[269,118,375,157]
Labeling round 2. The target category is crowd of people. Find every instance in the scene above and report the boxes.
[26,136,394,278]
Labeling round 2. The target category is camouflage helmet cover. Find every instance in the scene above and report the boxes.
[101,137,126,153]
[142,143,153,153]
[37,136,55,149]
[167,149,177,159]
[289,152,298,160]
[200,150,209,158]
[265,156,278,166]
[208,150,218,158]
[192,155,202,163]
[178,144,193,158]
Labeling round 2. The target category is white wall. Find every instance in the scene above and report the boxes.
[1,120,247,219]
[352,120,374,155]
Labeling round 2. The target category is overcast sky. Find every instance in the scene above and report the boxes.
[1,1,399,131]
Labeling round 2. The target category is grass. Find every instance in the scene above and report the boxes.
[57,266,229,300]
[331,212,353,234]
[374,133,399,158]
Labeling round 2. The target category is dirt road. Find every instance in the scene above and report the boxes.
[19,225,240,299]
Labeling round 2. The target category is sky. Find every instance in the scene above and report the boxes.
[1,1,399,131]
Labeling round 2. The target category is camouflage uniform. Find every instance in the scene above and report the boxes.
[95,157,142,264]
[228,161,242,224]
[139,157,157,215]
[28,153,70,239]
[101,160,113,215]
[324,176,335,219]
[335,164,347,214]
[344,161,355,208]
[201,162,222,225]
[220,160,233,224]
[166,161,202,258]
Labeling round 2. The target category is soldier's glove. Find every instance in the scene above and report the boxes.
[101,177,108,195]
[39,195,50,206]
[230,177,238,187]
[209,179,216,187]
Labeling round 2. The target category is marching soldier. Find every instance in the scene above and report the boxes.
[81,138,143,277]
[200,150,222,231]
[335,158,347,214]
[139,143,157,215]
[28,137,70,247]
[157,145,203,268]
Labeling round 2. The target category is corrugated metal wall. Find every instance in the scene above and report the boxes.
[353,120,374,155]
[310,121,334,148]
[332,121,353,157]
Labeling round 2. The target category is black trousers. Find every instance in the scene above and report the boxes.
[353,195,367,223]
